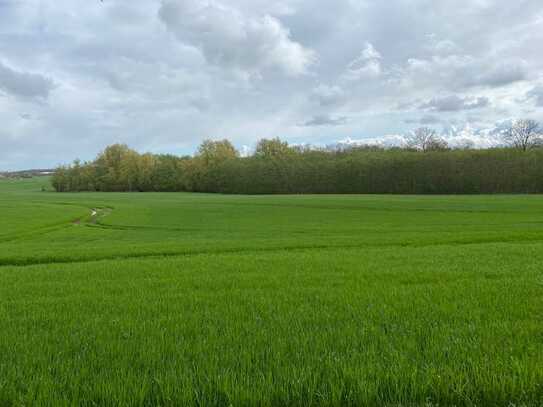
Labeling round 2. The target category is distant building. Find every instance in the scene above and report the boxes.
[0,169,54,178]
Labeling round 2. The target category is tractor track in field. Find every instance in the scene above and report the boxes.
[0,219,81,244]
[2,235,543,269]
[0,207,112,244]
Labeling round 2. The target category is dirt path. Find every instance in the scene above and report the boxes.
[73,208,111,226]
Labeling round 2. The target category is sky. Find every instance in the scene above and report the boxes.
[1,0,543,170]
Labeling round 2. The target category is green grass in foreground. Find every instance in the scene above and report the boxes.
[0,178,542,406]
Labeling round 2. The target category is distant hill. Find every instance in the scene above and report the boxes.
[0,169,54,179]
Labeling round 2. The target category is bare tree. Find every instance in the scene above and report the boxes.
[407,127,449,152]
[502,119,542,151]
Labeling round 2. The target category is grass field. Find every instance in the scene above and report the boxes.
[0,178,542,406]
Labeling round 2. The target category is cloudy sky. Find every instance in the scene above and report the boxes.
[1,0,542,170]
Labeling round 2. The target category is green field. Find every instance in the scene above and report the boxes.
[1,178,542,406]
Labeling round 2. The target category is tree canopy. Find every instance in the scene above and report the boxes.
[52,123,543,194]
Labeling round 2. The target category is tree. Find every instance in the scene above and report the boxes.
[254,138,292,159]
[94,144,138,191]
[502,119,542,151]
[407,127,449,152]
[196,139,238,166]
[51,140,543,194]
[251,138,295,193]
[119,149,140,192]
[51,166,69,192]
[152,155,186,191]
[193,139,239,192]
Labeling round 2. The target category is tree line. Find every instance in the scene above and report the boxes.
[52,120,543,194]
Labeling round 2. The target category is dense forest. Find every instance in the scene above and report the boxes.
[52,122,543,194]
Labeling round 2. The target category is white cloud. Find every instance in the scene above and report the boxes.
[158,0,316,76]
[343,42,382,80]
[311,84,345,106]
[1,0,543,170]
[526,85,543,107]
[337,134,408,148]
[336,122,505,150]
[421,95,490,112]
[360,42,381,60]
[433,40,460,55]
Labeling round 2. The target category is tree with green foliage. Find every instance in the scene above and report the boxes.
[255,138,293,159]
[52,133,543,195]
[196,139,238,166]
[192,139,239,192]
[51,166,69,192]
[94,144,139,191]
